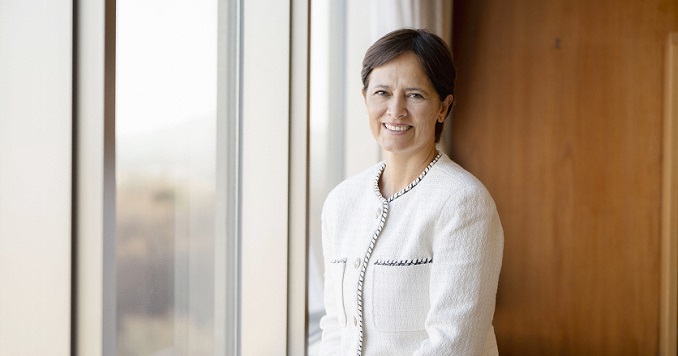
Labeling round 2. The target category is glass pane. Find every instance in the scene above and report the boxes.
[307,2,357,354]
[307,1,379,353]
[115,0,228,354]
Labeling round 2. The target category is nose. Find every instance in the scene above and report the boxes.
[387,96,407,119]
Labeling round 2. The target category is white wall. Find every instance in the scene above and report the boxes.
[0,0,72,354]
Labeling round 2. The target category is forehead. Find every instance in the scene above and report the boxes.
[368,52,431,88]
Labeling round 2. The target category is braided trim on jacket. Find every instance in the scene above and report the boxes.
[373,258,433,267]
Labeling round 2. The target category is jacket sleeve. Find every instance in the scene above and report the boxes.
[414,185,504,356]
[318,201,341,356]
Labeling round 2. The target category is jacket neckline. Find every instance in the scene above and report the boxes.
[372,150,442,203]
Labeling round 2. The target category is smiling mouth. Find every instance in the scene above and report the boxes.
[383,123,411,132]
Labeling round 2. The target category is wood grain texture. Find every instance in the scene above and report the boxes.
[447,0,678,354]
[661,32,678,356]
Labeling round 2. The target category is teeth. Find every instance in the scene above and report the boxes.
[384,123,410,132]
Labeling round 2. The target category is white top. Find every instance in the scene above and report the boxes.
[319,152,503,356]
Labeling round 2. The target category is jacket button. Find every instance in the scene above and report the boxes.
[354,258,361,269]
[353,316,357,327]
[375,207,381,219]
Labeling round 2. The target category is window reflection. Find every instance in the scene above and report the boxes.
[116,0,218,354]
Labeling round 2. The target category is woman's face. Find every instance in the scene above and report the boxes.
[363,51,453,158]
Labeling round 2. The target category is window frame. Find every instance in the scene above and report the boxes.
[74,0,311,354]
[0,1,73,354]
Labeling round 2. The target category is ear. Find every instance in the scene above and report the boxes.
[362,88,366,101]
[438,94,454,122]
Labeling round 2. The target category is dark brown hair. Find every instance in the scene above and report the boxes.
[361,28,456,143]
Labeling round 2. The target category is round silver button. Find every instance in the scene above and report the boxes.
[354,258,361,269]
[375,207,381,219]
[353,316,357,327]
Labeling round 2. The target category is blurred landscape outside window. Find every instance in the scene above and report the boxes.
[116,0,221,354]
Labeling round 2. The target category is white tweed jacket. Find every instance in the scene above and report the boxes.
[319,152,503,356]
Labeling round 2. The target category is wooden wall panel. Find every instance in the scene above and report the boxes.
[448,0,678,354]
[661,32,678,356]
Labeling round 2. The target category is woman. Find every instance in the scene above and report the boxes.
[319,29,504,356]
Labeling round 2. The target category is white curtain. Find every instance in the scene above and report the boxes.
[370,0,452,45]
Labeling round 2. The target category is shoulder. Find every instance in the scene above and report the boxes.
[429,153,485,189]
[429,154,503,249]
[425,153,495,206]
[325,161,382,203]
[323,161,383,214]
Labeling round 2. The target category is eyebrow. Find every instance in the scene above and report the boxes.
[370,84,430,93]
[405,87,428,92]
[371,84,391,90]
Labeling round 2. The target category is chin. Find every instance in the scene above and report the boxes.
[379,140,433,158]
[379,144,416,156]
[378,141,407,153]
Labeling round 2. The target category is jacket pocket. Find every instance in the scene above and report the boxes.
[370,260,431,332]
[328,258,347,326]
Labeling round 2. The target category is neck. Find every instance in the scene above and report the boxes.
[380,145,438,198]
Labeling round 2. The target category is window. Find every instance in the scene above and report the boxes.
[115,0,230,354]
[110,0,296,354]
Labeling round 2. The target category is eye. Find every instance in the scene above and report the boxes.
[373,90,389,96]
[407,92,425,99]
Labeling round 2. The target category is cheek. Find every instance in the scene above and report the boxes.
[416,108,439,126]
[366,101,383,117]
[367,107,378,119]
[366,106,381,130]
